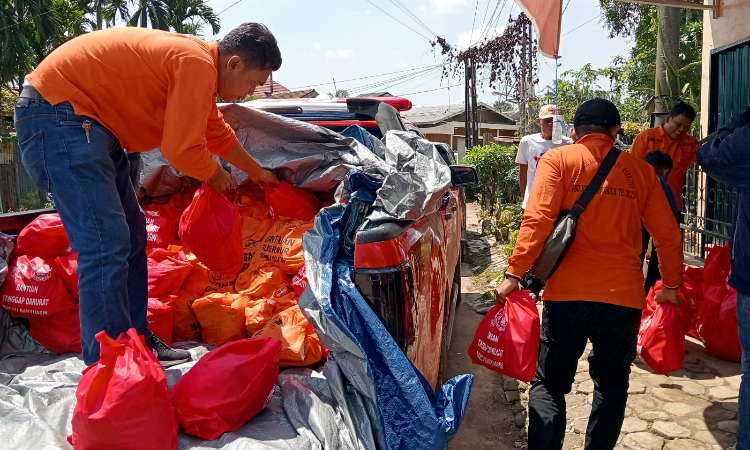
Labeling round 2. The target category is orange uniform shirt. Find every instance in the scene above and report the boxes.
[630,126,699,211]
[507,134,683,310]
[27,27,239,181]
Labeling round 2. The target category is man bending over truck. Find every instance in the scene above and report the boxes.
[14,23,280,367]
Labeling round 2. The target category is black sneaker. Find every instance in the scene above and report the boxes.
[145,335,191,368]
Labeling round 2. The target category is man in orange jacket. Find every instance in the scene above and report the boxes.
[14,24,280,366]
[494,99,683,450]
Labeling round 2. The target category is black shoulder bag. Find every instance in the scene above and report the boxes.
[527,147,621,281]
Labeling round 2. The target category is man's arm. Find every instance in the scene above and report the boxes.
[630,131,647,160]
[221,143,279,186]
[697,106,750,191]
[518,164,528,200]
[642,173,684,289]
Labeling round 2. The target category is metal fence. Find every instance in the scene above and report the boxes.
[0,137,49,213]
[681,162,735,259]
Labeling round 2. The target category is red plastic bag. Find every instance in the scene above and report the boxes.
[70,328,178,450]
[178,184,243,275]
[15,213,71,260]
[703,245,731,286]
[147,247,192,298]
[646,281,694,335]
[468,290,540,382]
[144,203,181,249]
[148,297,175,346]
[0,255,81,353]
[637,303,685,375]
[54,251,79,300]
[171,337,282,440]
[291,266,308,296]
[699,286,742,362]
[265,181,320,222]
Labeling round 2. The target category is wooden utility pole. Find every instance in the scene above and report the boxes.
[471,59,479,146]
[465,61,471,149]
[519,23,528,134]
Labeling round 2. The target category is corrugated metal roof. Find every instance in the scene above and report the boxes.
[401,102,516,126]
[270,89,319,99]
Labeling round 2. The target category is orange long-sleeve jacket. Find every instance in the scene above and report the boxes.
[27,27,239,181]
[630,126,698,211]
[506,133,683,310]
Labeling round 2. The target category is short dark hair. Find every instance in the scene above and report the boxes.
[573,124,619,139]
[668,102,696,120]
[219,23,282,71]
[644,151,673,171]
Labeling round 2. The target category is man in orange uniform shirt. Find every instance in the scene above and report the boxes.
[14,24,280,366]
[494,99,683,450]
[631,102,698,288]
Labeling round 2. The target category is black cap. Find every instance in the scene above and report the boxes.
[573,98,621,127]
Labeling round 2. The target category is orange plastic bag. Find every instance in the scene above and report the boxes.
[235,261,288,297]
[265,181,320,222]
[178,183,244,275]
[248,219,314,274]
[143,203,181,250]
[238,195,275,271]
[172,289,202,342]
[16,213,71,260]
[252,304,323,367]
[177,246,238,298]
[171,338,281,440]
[245,284,298,336]
[147,247,192,298]
[70,328,178,450]
[192,292,249,346]
[148,297,175,346]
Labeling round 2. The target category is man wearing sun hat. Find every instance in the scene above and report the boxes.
[515,104,574,210]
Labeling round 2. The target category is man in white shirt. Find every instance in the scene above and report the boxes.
[515,105,573,209]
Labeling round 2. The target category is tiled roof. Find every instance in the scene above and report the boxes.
[254,80,290,97]
[401,102,516,126]
[270,89,319,99]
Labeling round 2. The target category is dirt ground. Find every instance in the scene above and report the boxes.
[446,204,526,450]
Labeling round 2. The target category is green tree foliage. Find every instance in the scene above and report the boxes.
[1,0,220,86]
[493,99,513,112]
[598,2,703,113]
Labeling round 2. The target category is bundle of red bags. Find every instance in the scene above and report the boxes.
[468,290,540,382]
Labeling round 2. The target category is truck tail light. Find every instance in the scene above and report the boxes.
[353,264,415,351]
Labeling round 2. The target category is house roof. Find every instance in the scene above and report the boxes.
[356,92,393,97]
[270,89,319,99]
[254,80,291,98]
[401,102,516,126]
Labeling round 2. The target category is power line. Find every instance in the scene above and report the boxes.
[364,0,432,41]
[389,0,438,37]
[0,9,56,33]
[562,0,572,16]
[469,0,480,46]
[480,0,492,27]
[286,64,442,90]
[561,15,600,36]
[399,76,490,96]
[217,0,246,15]
[348,65,443,94]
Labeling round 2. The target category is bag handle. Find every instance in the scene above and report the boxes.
[571,147,621,216]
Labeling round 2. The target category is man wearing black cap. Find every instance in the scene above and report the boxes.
[494,99,683,449]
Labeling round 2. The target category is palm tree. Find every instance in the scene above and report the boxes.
[127,0,169,29]
[0,0,66,86]
[165,0,219,36]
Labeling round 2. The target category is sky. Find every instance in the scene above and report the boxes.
[203,0,633,108]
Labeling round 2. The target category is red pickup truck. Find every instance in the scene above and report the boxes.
[0,96,477,388]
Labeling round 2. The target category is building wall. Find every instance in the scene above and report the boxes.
[700,0,750,134]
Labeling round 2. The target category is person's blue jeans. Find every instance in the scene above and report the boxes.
[14,90,150,365]
[738,292,750,450]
